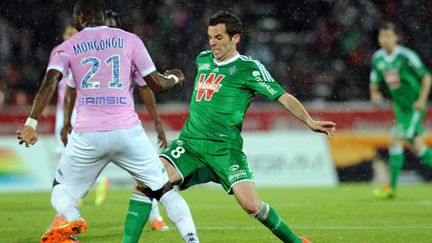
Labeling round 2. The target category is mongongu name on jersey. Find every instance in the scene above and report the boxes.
[73,37,124,56]
[79,96,127,105]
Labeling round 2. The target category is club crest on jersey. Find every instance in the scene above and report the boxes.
[195,73,224,101]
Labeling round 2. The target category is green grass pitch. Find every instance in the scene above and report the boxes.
[1,183,431,242]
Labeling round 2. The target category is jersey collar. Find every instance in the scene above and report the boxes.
[83,25,109,30]
[383,45,401,63]
[214,53,240,66]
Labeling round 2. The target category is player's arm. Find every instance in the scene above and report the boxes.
[137,86,168,148]
[277,93,336,136]
[61,86,76,146]
[17,70,63,147]
[369,82,383,104]
[143,69,185,93]
[414,74,431,110]
[369,62,383,104]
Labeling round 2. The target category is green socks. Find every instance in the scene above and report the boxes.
[255,203,301,243]
[123,196,152,243]
[418,147,432,169]
[389,147,404,190]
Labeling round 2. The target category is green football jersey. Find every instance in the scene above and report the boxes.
[370,45,429,110]
[179,51,286,148]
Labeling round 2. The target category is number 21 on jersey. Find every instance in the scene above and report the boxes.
[80,55,123,89]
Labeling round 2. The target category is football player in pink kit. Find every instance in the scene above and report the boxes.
[16,0,198,242]
[60,11,170,231]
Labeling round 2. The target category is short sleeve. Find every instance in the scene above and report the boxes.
[131,35,156,78]
[244,61,286,100]
[47,45,70,78]
[132,68,147,86]
[405,50,429,78]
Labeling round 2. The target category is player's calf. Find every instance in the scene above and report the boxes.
[251,202,304,243]
[137,182,199,243]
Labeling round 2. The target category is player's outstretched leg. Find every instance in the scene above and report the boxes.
[374,144,404,198]
[42,184,87,242]
[122,192,152,243]
[232,181,308,243]
[149,198,169,231]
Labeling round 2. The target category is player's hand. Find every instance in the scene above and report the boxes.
[307,120,336,137]
[16,126,38,147]
[155,121,168,149]
[370,92,383,105]
[61,123,73,146]
[164,69,185,86]
[413,98,427,110]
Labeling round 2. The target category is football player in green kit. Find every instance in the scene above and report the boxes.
[370,22,432,198]
[127,10,336,243]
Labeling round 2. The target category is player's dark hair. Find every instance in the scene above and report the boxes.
[105,9,121,28]
[208,10,243,38]
[379,22,399,36]
[73,0,105,18]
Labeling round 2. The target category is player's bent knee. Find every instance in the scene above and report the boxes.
[136,181,173,201]
[250,202,270,221]
[412,137,425,153]
[242,200,262,215]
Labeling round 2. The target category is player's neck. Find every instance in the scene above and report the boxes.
[384,46,396,55]
[83,19,105,28]
[215,50,239,63]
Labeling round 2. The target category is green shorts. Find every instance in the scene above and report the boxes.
[160,138,253,193]
[391,109,426,140]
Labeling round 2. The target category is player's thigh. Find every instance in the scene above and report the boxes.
[56,131,110,199]
[111,125,168,191]
[205,147,253,194]
[160,157,182,185]
[160,139,214,190]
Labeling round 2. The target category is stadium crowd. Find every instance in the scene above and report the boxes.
[1,0,432,107]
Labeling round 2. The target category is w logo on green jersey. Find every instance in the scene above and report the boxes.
[195,73,224,101]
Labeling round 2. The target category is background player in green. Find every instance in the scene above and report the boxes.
[125,10,336,243]
[370,22,432,198]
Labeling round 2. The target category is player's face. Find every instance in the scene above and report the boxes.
[62,26,78,41]
[378,29,398,52]
[208,24,240,61]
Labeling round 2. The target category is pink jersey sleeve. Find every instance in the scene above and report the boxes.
[47,45,70,78]
[132,68,147,86]
[131,35,156,78]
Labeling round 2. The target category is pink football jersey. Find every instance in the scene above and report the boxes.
[47,26,155,132]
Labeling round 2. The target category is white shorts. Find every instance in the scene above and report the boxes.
[54,109,77,156]
[55,125,168,199]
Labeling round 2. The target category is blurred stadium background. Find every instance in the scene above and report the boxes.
[1,0,432,242]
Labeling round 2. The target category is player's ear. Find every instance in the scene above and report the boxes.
[232,34,240,45]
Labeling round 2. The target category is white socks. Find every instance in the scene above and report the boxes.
[159,190,199,243]
[149,198,163,222]
[51,184,82,222]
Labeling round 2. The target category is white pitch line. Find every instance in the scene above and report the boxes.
[197,225,432,231]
